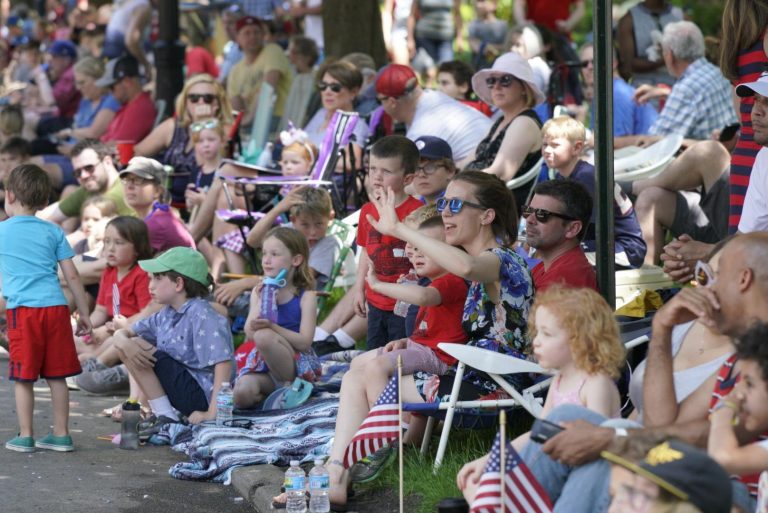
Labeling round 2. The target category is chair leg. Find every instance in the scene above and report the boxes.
[433,362,465,472]
[420,416,436,457]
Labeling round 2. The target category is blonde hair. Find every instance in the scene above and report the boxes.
[541,116,587,145]
[405,204,439,227]
[73,56,104,79]
[264,227,315,291]
[529,286,625,378]
[81,194,117,218]
[174,74,233,128]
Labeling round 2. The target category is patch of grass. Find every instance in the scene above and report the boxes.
[360,410,534,513]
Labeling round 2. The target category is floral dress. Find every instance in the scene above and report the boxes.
[414,246,534,403]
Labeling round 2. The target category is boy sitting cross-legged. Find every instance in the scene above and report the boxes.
[112,247,234,430]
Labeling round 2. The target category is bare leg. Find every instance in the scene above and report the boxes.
[197,237,226,280]
[233,373,275,409]
[634,186,679,265]
[47,379,70,437]
[252,328,297,383]
[319,290,356,333]
[14,382,34,437]
[223,248,247,275]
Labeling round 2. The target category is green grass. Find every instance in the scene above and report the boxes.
[359,410,534,513]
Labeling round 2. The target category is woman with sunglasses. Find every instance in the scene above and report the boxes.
[323,171,534,509]
[134,74,233,206]
[464,52,546,206]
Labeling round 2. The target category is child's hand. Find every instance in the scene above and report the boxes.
[185,184,206,208]
[112,314,130,331]
[366,267,380,288]
[275,188,305,214]
[249,318,272,332]
[215,279,258,306]
[367,187,401,237]
[75,315,93,337]
[383,339,407,352]
[188,410,215,424]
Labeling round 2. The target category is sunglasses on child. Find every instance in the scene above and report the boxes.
[187,93,216,104]
[521,205,578,223]
[485,74,517,88]
[436,197,486,214]
[694,260,716,288]
[190,118,220,132]
[317,81,344,93]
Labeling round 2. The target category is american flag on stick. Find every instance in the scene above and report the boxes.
[112,283,121,317]
[470,431,553,513]
[343,373,400,468]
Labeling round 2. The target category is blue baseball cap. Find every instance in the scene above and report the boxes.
[414,136,453,161]
[48,40,77,59]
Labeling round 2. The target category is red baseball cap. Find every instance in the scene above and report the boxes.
[235,15,264,33]
[376,64,418,98]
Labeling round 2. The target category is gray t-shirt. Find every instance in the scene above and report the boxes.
[308,233,342,290]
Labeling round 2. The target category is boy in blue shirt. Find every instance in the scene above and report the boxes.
[0,164,92,452]
[112,247,233,428]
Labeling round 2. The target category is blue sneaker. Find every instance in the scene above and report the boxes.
[35,433,74,452]
[5,435,35,453]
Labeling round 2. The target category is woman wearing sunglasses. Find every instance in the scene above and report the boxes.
[133,74,233,205]
[324,171,534,510]
[464,52,546,206]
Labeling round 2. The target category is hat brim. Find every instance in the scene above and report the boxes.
[601,450,689,501]
[138,257,172,275]
[119,168,160,181]
[736,81,768,98]
[94,76,116,88]
[471,69,546,107]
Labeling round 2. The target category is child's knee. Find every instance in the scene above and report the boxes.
[253,328,278,350]
[234,378,260,408]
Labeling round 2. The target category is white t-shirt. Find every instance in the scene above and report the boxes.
[739,147,768,233]
[406,90,492,161]
[304,0,324,51]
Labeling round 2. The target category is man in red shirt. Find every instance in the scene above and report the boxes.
[525,179,597,291]
[96,55,157,146]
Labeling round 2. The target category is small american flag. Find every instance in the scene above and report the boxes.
[470,432,553,513]
[112,283,121,317]
[343,374,400,468]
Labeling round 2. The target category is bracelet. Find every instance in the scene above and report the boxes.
[712,400,740,414]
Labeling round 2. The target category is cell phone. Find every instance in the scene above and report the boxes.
[530,418,565,444]
[719,123,740,142]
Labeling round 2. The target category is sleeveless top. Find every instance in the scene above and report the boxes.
[277,290,304,333]
[160,121,200,204]
[628,3,683,87]
[550,375,587,409]
[415,0,454,41]
[730,34,768,232]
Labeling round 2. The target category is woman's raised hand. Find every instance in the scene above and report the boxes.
[367,187,401,237]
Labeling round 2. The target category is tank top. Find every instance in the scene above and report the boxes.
[628,3,683,87]
[550,375,587,409]
[415,0,454,41]
[730,34,768,232]
[277,290,304,333]
[160,121,200,204]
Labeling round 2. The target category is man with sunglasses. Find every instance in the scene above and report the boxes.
[375,63,490,164]
[525,180,597,292]
[95,55,156,145]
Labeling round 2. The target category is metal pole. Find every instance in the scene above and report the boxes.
[154,1,185,119]
[593,0,615,306]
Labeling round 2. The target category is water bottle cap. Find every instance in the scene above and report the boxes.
[290,460,300,466]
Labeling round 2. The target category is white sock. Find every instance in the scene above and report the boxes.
[148,396,179,420]
[333,329,356,349]
[314,327,330,341]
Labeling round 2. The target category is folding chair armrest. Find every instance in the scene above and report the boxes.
[437,343,546,375]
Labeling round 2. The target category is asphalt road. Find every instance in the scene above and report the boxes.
[0,349,253,513]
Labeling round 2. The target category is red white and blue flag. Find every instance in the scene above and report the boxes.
[112,283,121,317]
[343,374,400,468]
[470,432,553,513]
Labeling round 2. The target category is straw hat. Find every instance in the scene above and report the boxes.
[471,52,545,107]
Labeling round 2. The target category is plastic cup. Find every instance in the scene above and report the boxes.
[116,141,135,167]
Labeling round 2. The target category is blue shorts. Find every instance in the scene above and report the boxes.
[153,350,209,416]
[366,304,406,351]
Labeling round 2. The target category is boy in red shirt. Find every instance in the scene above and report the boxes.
[354,136,423,350]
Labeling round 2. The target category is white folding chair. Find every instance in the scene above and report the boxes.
[506,157,544,191]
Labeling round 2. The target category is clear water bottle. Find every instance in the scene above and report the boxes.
[517,217,527,243]
[216,382,234,426]
[308,459,330,513]
[393,269,419,317]
[285,460,307,513]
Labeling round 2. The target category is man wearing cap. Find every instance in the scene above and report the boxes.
[226,15,292,130]
[375,63,491,164]
[97,55,156,144]
[46,40,81,122]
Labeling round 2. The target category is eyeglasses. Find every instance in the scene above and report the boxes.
[120,175,154,187]
[415,162,447,176]
[317,81,344,93]
[73,162,99,179]
[187,93,216,104]
[485,74,517,88]
[581,59,594,68]
[190,118,220,132]
[521,205,578,223]
[436,197,486,215]
[694,260,716,288]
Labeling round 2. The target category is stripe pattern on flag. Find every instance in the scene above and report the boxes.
[343,374,400,468]
[112,283,121,317]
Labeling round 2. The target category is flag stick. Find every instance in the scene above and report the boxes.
[397,355,404,513]
[500,409,507,513]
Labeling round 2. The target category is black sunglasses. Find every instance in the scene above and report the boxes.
[317,81,344,93]
[436,197,486,215]
[188,93,216,104]
[521,205,578,223]
[485,74,517,88]
[73,163,98,179]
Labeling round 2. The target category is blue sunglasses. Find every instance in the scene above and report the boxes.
[436,197,486,214]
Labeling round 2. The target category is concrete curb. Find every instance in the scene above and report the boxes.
[232,465,284,512]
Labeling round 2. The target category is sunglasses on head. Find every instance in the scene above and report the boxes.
[73,163,98,179]
[485,74,517,88]
[521,205,578,223]
[190,118,220,132]
[317,81,344,93]
[694,260,716,288]
[187,93,216,104]
[436,197,486,215]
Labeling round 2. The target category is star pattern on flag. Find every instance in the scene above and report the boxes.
[343,374,400,468]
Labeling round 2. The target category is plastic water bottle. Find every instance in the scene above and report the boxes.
[260,268,288,323]
[216,382,234,426]
[285,460,307,513]
[119,399,141,450]
[517,217,527,243]
[393,269,419,317]
[308,459,330,513]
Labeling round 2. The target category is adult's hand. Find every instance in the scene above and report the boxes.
[633,83,670,105]
[660,234,713,283]
[214,279,254,306]
[367,187,402,237]
[541,420,614,466]
[383,338,407,352]
[652,286,720,331]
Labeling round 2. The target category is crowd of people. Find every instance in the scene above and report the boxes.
[2,0,768,512]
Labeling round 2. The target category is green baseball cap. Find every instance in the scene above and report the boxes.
[139,247,211,286]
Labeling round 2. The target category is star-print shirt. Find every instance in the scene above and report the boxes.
[132,298,234,400]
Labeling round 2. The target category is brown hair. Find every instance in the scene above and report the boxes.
[0,105,23,137]
[289,186,333,220]
[154,270,212,298]
[316,59,363,91]
[370,135,420,175]
[265,226,315,291]
[81,195,118,218]
[5,164,50,209]
[71,138,112,160]
[106,216,153,262]
[452,171,518,246]
[719,0,768,81]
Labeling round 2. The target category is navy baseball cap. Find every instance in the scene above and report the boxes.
[48,40,77,59]
[414,136,453,161]
[95,55,141,88]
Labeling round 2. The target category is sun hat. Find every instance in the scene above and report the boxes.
[119,157,167,184]
[736,71,768,98]
[376,64,418,98]
[414,135,453,160]
[471,52,546,106]
[95,55,140,88]
[602,440,732,513]
[139,247,211,286]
